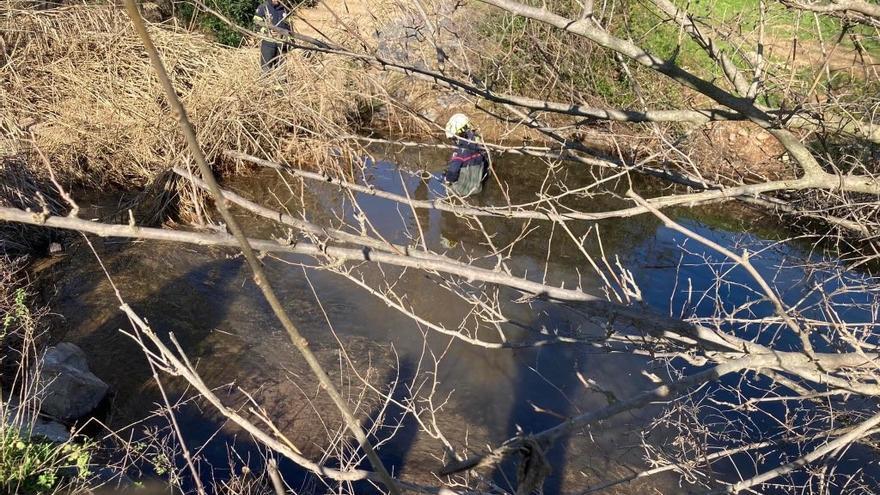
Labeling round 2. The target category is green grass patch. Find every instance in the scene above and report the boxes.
[177,0,315,46]
[679,0,839,40]
[476,0,642,108]
[176,0,258,46]
[674,0,879,57]
[627,5,719,79]
[0,428,93,494]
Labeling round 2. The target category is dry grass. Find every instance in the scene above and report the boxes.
[1,4,372,189]
[0,157,66,255]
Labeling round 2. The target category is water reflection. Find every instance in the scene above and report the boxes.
[45,146,879,493]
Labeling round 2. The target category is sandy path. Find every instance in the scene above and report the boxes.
[292,0,392,41]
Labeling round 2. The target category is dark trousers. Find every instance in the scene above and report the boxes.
[260,40,286,71]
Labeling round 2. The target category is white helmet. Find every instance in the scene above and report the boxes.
[444,113,471,139]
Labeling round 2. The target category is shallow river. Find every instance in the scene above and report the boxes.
[46,147,878,493]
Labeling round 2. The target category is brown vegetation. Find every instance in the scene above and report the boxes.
[1,5,370,188]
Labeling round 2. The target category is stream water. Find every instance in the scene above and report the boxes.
[45,147,879,493]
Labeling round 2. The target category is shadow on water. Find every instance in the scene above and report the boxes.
[47,150,694,493]
[50,235,428,492]
[492,341,580,492]
[45,145,880,493]
[60,252,245,425]
[361,357,421,484]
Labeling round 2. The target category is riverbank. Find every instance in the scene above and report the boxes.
[3,1,880,493]
[0,1,806,220]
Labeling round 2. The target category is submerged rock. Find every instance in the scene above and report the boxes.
[27,419,71,443]
[2,402,71,443]
[39,342,109,419]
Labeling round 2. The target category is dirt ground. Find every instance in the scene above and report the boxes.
[292,0,392,40]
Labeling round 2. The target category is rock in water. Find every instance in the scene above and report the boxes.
[27,419,71,443]
[2,403,71,443]
[39,343,109,419]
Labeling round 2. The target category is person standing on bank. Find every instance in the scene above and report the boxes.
[443,114,489,198]
[253,0,291,71]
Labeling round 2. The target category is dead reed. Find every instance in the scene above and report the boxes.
[1,4,369,189]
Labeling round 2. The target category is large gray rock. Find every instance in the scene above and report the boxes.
[39,343,108,419]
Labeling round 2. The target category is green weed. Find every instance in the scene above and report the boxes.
[476,0,639,107]
[177,0,317,46]
[0,428,93,494]
[2,288,31,343]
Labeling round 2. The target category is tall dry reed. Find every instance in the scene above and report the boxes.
[1,4,370,188]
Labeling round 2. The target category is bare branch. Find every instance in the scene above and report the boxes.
[713,409,880,493]
[120,2,400,490]
[779,0,880,27]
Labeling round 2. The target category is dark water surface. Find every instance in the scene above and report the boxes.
[47,147,878,493]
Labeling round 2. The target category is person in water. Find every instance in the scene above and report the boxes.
[443,114,489,198]
[253,0,292,72]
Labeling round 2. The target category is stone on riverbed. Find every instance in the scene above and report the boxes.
[39,342,109,420]
[26,419,71,443]
[2,403,71,443]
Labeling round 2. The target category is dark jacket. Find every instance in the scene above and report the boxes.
[254,1,291,36]
[444,130,487,183]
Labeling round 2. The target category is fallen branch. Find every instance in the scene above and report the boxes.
[340,137,874,236]
[172,166,446,261]
[711,409,880,493]
[779,0,880,27]
[0,205,599,302]
[476,0,880,192]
